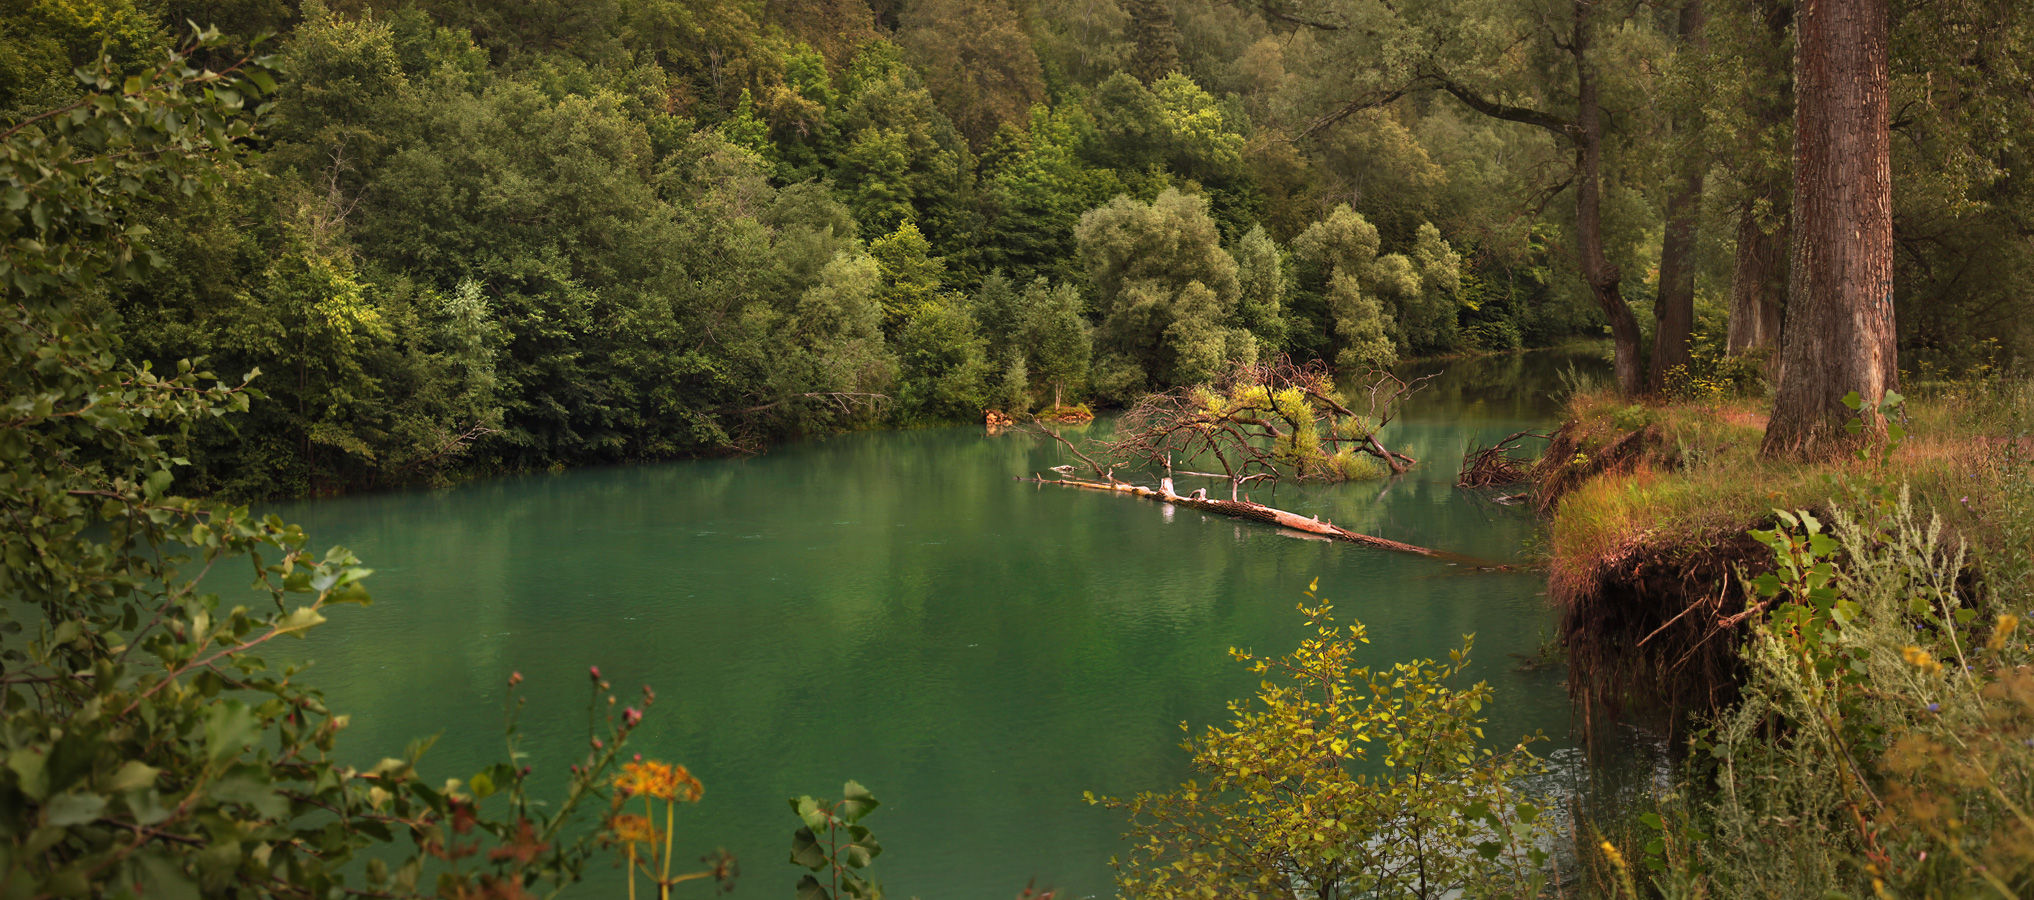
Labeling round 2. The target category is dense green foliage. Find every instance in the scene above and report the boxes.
[0,35,668,899]
[4,0,2031,499]
[0,0,1592,498]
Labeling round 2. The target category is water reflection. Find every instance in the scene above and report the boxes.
[264,346,1616,898]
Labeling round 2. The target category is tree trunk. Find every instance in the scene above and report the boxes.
[1647,1,1708,395]
[1762,0,1895,459]
[1573,43,1642,396]
[1726,0,1792,359]
[1022,473,1512,566]
[1725,202,1787,354]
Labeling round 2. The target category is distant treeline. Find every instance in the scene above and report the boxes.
[3,0,2024,496]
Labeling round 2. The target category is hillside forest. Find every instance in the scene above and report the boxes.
[5,0,2028,497]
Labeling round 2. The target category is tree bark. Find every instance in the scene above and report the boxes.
[1572,30,1644,397]
[1762,0,1896,459]
[1725,0,1792,359]
[1647,1,1708,395]
[1725,202,1786,354]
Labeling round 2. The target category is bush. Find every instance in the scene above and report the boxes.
[1,38,648,899]
[1662,489,2034,898]
[1089,581,1554,899]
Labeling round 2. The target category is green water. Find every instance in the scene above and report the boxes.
[268,348,1607,899]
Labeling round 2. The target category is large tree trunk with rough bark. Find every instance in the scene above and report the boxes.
[1647,0,1708,394]
[1726,203,1787,354]
[1574,54,1643,396]
[1762,0,1896,458]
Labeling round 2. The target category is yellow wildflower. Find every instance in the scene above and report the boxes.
[1989,614,2019,652]
[615,760,703,803]
[608,813,660,846]
[1902,645,1944,675]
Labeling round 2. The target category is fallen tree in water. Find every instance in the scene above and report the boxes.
[1017,472,1512,564]
[1095,359,1431,499]
[1019,365,1513,567]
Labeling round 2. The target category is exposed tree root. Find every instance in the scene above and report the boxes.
[1020,474,1520,569]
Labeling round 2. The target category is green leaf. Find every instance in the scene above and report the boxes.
[44,791,106,826]
[845,829,882,867]
[137,852,199,900]
[796,874,831,900]
[790,827,826,870]
[839,780,879,822]
[204,701,257,763]
[211,775,288,819]
[102,760,159,793]
[9,749,49,801]
[276,606,326,633]
[470,772,496,799]
[794,796,829,831]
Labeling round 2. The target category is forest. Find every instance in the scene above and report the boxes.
[8,0,2026,496]
[8,0,2034,897]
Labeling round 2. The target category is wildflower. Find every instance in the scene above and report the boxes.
[608,813,660,846]
[622,706,643,728]
[1902,645,1944,675]
[1926,703,1940,712]
[589,665,602,680]
[1989,614,2019,651]
[615,760,703,802]
[508,671,522,687]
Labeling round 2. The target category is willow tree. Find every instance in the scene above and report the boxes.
[1076,188,1257,394]
[1255,0,1659,396]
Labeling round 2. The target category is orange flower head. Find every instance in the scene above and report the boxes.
[607,813,660,846]
[615,760,703,802]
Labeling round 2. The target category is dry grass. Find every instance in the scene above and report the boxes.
[1539,381,2034,723]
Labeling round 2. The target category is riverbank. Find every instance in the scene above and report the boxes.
[1534,377,2033,719]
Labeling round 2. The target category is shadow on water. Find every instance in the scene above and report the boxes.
[257,344,1662,898]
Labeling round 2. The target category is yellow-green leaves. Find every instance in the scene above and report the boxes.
[1093,584,1553,899]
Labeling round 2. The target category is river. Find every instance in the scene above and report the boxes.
[270,347,1610,898]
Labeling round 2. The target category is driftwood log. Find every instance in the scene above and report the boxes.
[1020,473,1516,569]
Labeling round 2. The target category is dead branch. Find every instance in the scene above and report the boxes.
[1457,430,1549,488]
[1021,421,1120,484]
[1100,358,1430,499]
[401,422,500,473]
[732,392,890,415]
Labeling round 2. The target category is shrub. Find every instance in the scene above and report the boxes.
[0,37,648,899]
[1089,581,1553,899]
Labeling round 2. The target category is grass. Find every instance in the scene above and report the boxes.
[1537,376,2034,720]
[1545,384,2028,596]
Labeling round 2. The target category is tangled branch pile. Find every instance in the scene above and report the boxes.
[1456,431,1547,488]
[1101,359,1429,499]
